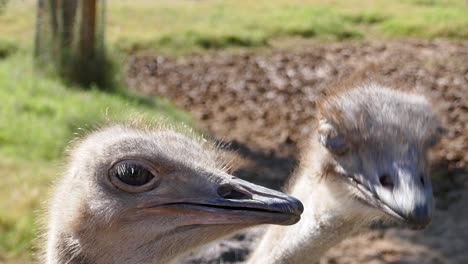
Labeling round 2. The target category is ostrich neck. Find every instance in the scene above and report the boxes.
[248,149,366,264]
[46,221,196,264]
[46,232,92,264]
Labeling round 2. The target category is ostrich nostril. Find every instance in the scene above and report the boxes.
[420,174,425,187]
[379,174,394,189]
[217,184,251,200]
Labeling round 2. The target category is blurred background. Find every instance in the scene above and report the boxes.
[0,0,467,263]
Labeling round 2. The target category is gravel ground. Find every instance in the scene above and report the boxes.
[127,40,468,264]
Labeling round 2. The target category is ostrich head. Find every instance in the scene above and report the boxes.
[315,82,443,228]
[46,124,303,264]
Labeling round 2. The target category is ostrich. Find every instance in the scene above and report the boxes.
[248,81,443,264]
[44,123,303,264]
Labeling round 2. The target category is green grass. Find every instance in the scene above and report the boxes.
[379,6,468,38]
[86,0,468,54]
[0,53,192,263]
[1,0,466,56]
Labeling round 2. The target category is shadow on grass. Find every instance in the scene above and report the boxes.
[0,39,17,60]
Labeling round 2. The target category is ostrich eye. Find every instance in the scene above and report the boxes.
[112,162,154,186]
[109,160,159,192]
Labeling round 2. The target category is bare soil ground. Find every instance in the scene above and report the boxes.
[126,40,468,264]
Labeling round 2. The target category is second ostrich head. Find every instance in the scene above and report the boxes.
[313,82,443,228]
[46,124,303,264]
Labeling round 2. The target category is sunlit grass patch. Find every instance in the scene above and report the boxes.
[379,5,468,39]
[2,0,466,55]
[0,54,191,161]
[0,158,55,263]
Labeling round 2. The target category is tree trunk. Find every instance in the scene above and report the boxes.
[34,0,46,58]
[79,0,96,59]
[34,0,109,88]
[60,0,77,50]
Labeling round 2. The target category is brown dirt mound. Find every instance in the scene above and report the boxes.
[126,40,468,264]
[127,39,467,171]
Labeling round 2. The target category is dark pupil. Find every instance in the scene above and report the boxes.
[114,163,154,186]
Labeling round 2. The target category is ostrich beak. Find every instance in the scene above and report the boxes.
[140,173,303,226]
[373,165,433,228]
[348,163,433,229]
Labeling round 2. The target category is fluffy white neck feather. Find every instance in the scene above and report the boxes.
[248,147,370,264]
